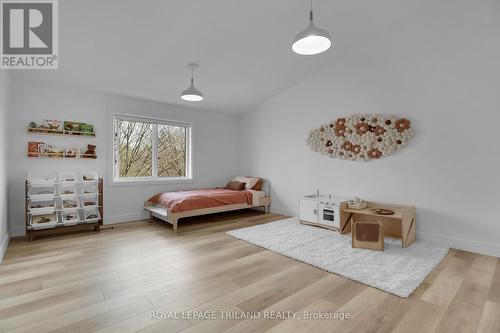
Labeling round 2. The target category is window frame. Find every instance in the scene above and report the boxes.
[111,113,193,186]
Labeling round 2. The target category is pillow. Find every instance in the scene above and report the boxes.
[233,176,260,190]
[225,181,246,191]
[251,178,263,191]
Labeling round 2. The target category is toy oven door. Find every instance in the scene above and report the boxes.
[320,204,338,228]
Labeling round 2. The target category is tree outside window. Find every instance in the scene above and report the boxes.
[114,116,191,181]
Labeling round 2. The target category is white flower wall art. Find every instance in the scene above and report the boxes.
[307,114,415,161]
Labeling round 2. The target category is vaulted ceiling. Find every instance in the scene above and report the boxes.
[11,0,422,114]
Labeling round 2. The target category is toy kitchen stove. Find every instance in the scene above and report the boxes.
[299,192,348,231]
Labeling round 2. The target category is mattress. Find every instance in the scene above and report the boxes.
[248,190,266,198]
[248,190,266,205]
[148,188,254,213]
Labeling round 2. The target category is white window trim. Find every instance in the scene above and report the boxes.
[109,113,194,187]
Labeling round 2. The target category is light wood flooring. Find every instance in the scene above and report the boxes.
[0,210,499,333]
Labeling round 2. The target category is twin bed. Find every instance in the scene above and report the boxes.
[144,177,271,231]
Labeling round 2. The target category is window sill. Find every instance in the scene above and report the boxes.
[109,177,195,187]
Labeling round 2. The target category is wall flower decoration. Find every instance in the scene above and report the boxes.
[307,114,415,161]
[395,118,411,132]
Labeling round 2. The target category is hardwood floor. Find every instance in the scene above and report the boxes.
[0,210,498,333]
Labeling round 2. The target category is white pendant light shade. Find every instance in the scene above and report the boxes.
[181,84,204,102]
[292,1,332,55]
[181,63,204,102]
[292,23,331,55]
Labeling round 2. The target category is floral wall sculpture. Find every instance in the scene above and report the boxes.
[307,114,415,161]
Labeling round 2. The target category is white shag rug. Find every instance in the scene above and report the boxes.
[227,218,449,298]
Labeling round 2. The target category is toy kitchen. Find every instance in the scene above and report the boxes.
[299,191,350,231]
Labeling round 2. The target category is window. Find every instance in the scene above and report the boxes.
[113,115,192,182]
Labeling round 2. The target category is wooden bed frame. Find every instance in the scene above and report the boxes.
[144,181,271,231]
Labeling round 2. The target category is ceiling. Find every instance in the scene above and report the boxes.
[11,0,419,114]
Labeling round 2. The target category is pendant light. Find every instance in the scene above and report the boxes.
[292,0,332,55]
[181,63,204,102]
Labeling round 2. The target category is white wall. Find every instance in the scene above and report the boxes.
[239,0,500,257]
[0,72,10,261]
[7,79,240,236]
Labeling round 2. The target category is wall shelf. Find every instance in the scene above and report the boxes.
[28,153,98,159]
[28,127,96,137]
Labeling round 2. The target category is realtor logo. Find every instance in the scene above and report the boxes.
[1,0,58,69]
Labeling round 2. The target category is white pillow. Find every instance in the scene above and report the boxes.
[233,176,259,190]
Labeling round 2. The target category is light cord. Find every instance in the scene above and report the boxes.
[309,0,313,22]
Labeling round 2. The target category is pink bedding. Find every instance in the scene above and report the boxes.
[148,188,253,213]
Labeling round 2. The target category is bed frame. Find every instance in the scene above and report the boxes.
[144,180,271,231]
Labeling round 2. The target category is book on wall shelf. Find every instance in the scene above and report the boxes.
[27,120,96,158]
[28,119,95,137]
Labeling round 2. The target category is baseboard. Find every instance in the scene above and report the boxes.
[103,212,150,225]
[8,207,500,258]
[271,206,500,258]
[8,212,151,235]
[108,205,291,225]
[417,231,500,258]
[269,205,295,217]
[9,226,24,237]
[0,232,10,263]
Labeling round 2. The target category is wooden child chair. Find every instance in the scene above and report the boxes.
[351,218,384,251]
